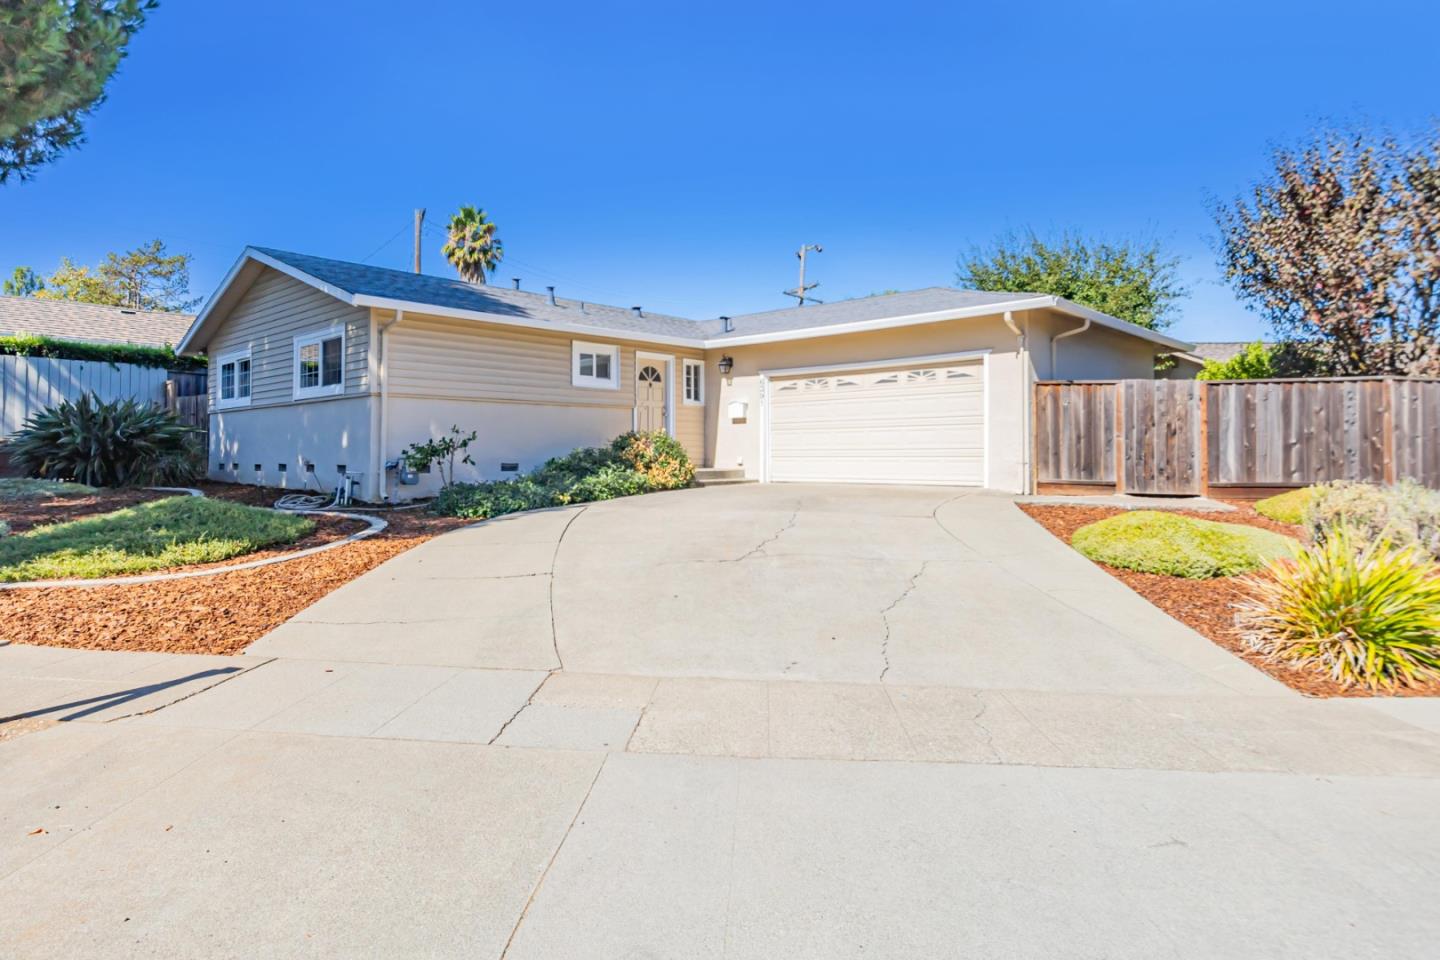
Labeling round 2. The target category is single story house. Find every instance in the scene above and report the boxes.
[0,296,195,348]
[176,247,1195,501]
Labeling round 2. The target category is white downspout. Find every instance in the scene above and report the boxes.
[1003,310,1032,494]
[375,309,404,503]
[1050,316,1092,379]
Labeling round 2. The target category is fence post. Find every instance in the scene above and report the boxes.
[1113,381,1125,494]
[1382,377,1397,485]
[1197,381,1210,496]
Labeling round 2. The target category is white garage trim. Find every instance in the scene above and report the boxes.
[759,350,991,486]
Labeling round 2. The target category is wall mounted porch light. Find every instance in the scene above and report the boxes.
[717,355,734,376]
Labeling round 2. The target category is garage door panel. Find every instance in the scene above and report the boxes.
[767,360,985,486]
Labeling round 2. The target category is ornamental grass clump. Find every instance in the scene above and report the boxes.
[1237,526,1440,690]
[1071,510,1297,579]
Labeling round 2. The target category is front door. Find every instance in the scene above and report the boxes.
[636,363,666,433]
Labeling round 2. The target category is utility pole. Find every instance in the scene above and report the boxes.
[413,208,425,273]
[782,243,823,306]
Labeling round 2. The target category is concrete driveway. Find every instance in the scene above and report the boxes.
[4,484,1440,958]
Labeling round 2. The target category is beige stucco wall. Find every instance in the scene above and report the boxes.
[209,395,371,494]
[702,308,1169,493]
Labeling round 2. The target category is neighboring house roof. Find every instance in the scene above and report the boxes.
[0,296,194,349]
[1188,341,1273,363]
[179,246,1195,355]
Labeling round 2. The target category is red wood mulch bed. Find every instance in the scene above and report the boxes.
[1,482,469,656]
[1017,501,1440,699]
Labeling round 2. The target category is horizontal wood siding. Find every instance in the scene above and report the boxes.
[207,270,370,407]
[386,311,707,462]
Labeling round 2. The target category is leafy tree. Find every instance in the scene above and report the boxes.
[1197,341,1275,380]
[441,205,503,284]
[2,266,44,296]
[0,1,155,184]
[34,239,196,310]
[1213,127,1440,376]
[957,230,1187,330]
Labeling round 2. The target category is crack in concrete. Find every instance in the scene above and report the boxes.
[731,510,798,562]
[878,561,930,682]
[498,753,609,959]
[99,657,277,723]
[487,673,552,746]
[547,507,588,671]
[969,692,1002,763]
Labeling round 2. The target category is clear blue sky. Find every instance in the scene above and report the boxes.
[2,0,1436,341]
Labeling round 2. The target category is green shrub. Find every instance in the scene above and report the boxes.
[0,496,313,582]
[1305,480,1440,560]
[1072,510,1297,579]
[612,431,695,489]
[1254,487,1316,525]
[8,393,202,487]
[1238,527,1440,690]
[0,333,205,372]
[431,430,693,520]
[0,478,97,501]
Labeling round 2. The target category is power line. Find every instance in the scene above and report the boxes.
[359,221,410,264]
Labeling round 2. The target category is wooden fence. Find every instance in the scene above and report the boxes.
[1034,377,1440,497]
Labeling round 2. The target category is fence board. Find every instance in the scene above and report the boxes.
[1037,377,1440,495]
[1,355,182,438]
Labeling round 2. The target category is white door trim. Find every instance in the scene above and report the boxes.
[634,351,675,436]
[760,351,989,486]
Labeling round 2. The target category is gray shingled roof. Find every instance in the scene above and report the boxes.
[254,248,703,339]
[0,296,194,348]
[1189,341,1272,362]
[700,287,1040,339]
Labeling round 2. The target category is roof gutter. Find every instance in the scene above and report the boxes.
[1049,316,1091,378]
[1003,310,1033,494]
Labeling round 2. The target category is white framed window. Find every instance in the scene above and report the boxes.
[682,358,704,405]
[216,349,252,408]
[293,329,345,400]
[571,340,620,390]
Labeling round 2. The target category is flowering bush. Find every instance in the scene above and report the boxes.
[432,431,693,520]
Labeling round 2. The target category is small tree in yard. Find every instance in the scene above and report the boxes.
[402,426,477,488]
[1213,127,1440,376]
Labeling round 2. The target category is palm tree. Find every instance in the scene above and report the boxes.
[442,205,503,284]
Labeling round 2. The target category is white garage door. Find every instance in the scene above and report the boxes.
[766,359,985,485]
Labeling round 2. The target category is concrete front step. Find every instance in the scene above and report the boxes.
[694,477,756,487]
[693,467,754,487]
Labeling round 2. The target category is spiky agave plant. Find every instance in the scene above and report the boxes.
[9,393,201,487]
[1237,526,1440,690]
[441,205,503,284]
